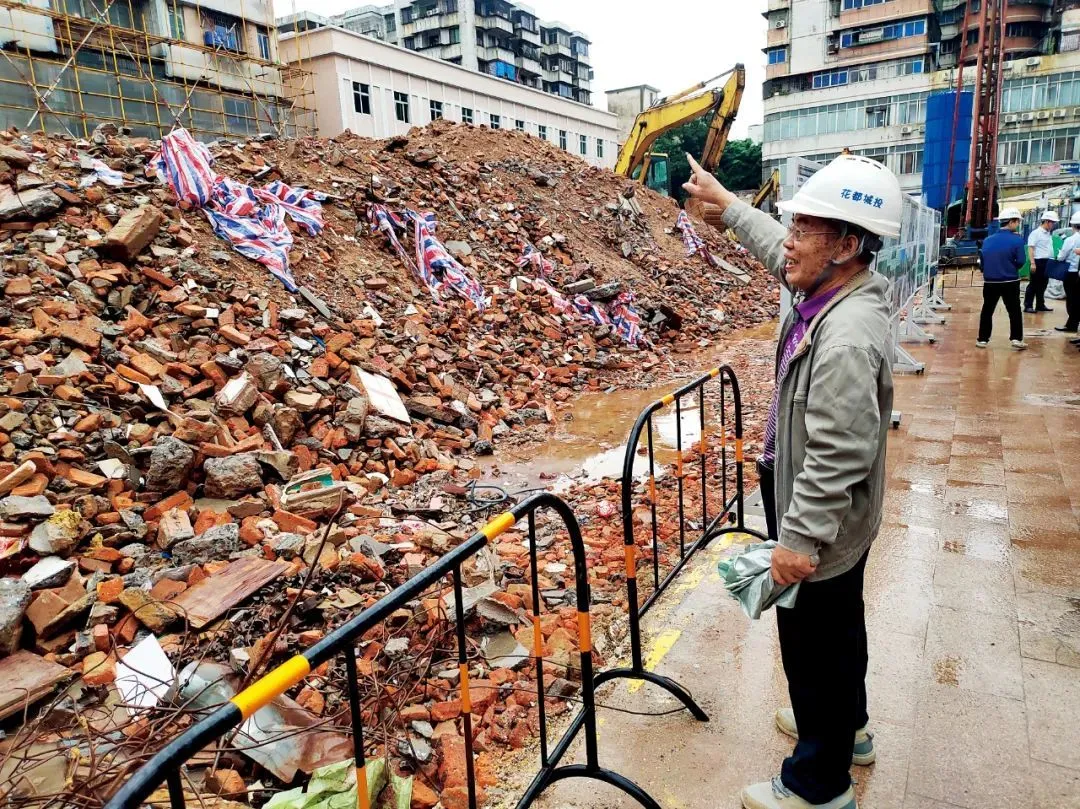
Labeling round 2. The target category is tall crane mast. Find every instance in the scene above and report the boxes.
[946,0,1007,231]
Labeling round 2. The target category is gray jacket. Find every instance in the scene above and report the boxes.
[721,200,894,581]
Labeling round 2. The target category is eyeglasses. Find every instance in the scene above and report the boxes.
[785,224,837,242]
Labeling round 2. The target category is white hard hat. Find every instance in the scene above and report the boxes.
[777,154,902,238]
[1041,210,1060,222]
[1070,211,1080,226]
[998,207,1022,221]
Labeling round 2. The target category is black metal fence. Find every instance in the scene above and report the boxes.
[596,365,767,718]
[103,493,665,809]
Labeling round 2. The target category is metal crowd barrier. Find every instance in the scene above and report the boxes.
[597,365,767,718]
[105,492,664,809]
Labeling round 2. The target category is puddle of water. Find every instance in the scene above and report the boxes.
[1023,393,1080,409]
[480,322,778,493]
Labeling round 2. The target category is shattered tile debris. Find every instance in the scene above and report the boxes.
[0,119,777,808]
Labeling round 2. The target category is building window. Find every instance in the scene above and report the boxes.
[202,10,243,52]
[395,91,410,123]
[596,138,603,159]
[538,124,547,140]
[430,99,443,121]
[767,47,787,65]
[462,107,474,124]
[579,134,587,155]
[449,26,460,44]
[401,6,413,23]
[353,82,371,115]
[515,119,525,131]
[167,4,184,39]
[256,26,271,60]
[843,0,885,8]
[559,129,567,150]
[898,150,923,175]
[866,106,888,128]
[490,113,501,129]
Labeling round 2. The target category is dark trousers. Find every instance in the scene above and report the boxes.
[757,459,778,541]
[1025,258,1049,311]
[978,281,1024,343]
[1064,273,1080,331]
[778,551,870,804]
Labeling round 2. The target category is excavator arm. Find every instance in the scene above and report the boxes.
[614,64,746,181]
[752,168,781,211]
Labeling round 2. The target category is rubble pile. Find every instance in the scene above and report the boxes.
[0,121,778,809]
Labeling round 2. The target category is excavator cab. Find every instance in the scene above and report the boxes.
[642,153,671,196]
[614,66,745,197]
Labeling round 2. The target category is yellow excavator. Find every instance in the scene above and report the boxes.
[752,168,781,214]
[614,64,745,197]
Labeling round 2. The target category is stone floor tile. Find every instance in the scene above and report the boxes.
[932,553,1016,618]
[1017,591,1080,668]
[925,606,1023,700]
[1023,658,1080,770]
[1026,760,1080,808]
[868,631,925,727]
[907,685,1031,809]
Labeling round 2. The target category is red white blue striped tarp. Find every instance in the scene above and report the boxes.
[151,129,323,292]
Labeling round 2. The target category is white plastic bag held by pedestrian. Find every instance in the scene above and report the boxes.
[717,541,801,619]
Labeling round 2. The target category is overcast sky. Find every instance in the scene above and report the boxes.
[275,0,767,137]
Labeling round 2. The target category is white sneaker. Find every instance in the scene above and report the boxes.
[775,707,876,765]
[741,777,857,809]
[976,340,988,348]
[1011,340,1028,350]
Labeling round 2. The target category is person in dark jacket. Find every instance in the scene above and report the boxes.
[978,208,1028,350]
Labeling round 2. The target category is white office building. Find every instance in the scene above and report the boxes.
[278,20,619,168]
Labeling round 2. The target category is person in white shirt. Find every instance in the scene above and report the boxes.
[1056,211,1080,336]
[1026,211,1057,313]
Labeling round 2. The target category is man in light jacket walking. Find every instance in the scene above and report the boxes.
[684,154,899,809]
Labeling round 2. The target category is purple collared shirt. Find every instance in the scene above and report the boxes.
[762,287,841,465]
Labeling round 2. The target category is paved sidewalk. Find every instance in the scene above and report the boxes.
[531,287,1080,809]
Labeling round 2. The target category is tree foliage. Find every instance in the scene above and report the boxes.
[652,119,763,201]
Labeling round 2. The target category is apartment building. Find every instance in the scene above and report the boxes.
[277,2,593,105]
[0,0,312,139]
[277,18,618,167]
[762,0,1080,198]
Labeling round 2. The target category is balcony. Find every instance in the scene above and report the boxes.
[477,14,513,34]
[480,45,515,63]
[402,14,451,34]
[767,26,790,47]
[766,62,791,80]
[766,0,789,11]
[839,0,929,27]
[515,54,541,74]
[515,23,540,44]
[542,41,572,58]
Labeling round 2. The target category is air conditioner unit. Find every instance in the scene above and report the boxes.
[1073,107,1080,116]
[775,20,787,29]
[1027,56,1042,67]
[1021,112,1035,121]
[901,125,913,134]
[1055,108,1069,118]
[1004,114,1018,124]
[1037,110,1051,119]
[997,166,1007,174]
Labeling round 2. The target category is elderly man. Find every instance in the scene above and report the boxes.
[684,153,899,809]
